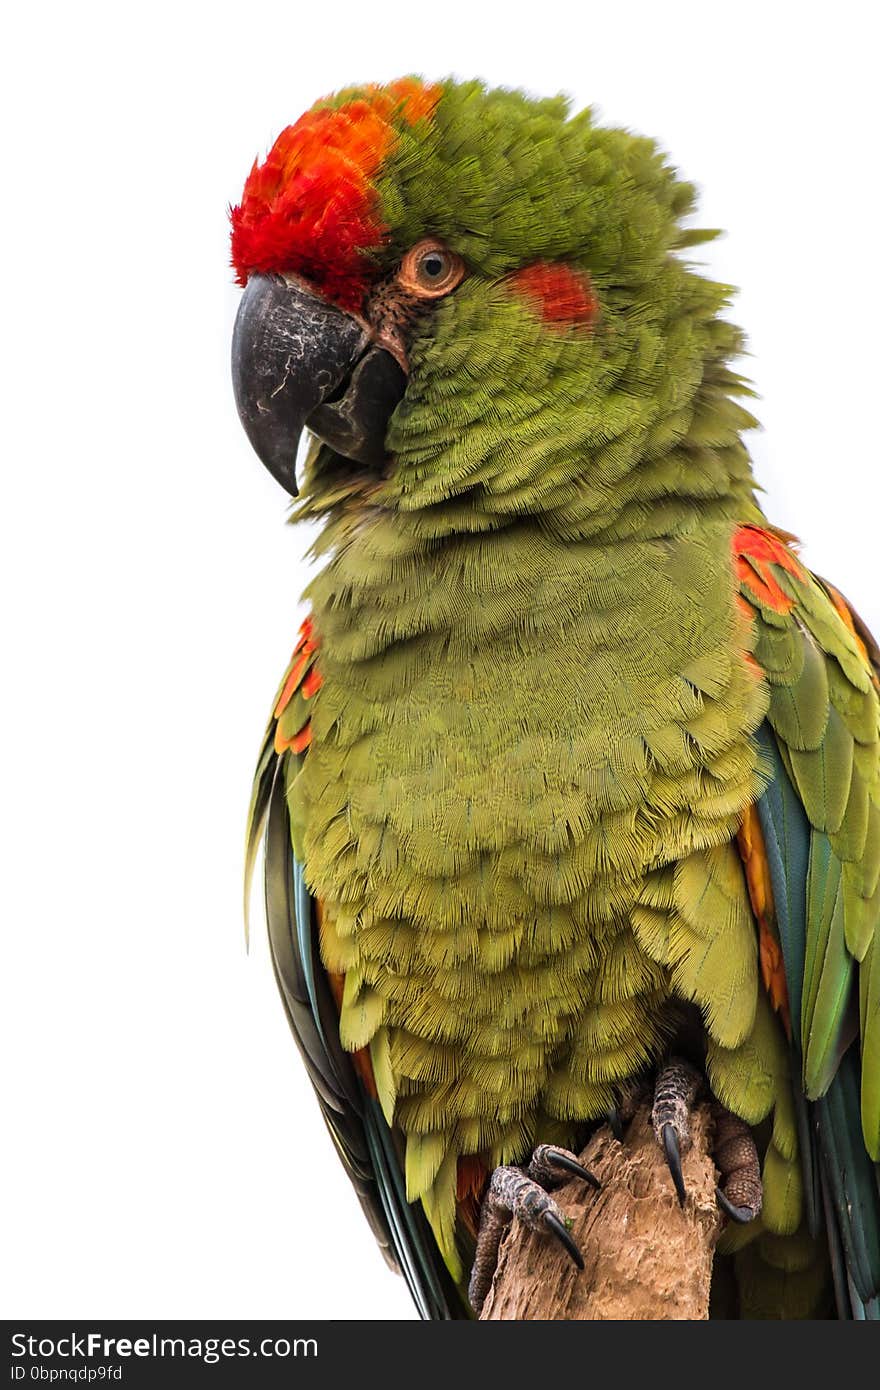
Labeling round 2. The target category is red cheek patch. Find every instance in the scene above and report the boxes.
[507,262,598,328]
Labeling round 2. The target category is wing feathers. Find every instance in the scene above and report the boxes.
[246,628,466,1318]
[741,528,880,1312]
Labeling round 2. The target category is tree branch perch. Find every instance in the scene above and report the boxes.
[480,1104,723,1320]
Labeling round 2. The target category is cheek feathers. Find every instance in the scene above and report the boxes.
[507,263,598,329]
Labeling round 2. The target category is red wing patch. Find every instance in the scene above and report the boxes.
[274,617,322,755]
[734,524,807,615]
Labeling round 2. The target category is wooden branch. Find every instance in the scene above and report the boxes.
[480,1104,723,1320]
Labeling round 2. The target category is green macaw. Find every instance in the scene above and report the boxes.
[231,77,880,1319]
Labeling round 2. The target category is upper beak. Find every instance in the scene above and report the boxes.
[231,274,407,496]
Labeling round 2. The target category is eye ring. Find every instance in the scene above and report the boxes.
[398,238,465,298]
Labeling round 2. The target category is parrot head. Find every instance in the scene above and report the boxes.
[231,78,752,526]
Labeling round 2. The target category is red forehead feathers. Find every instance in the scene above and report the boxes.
[230,79,439,311]
[508,263,598,328]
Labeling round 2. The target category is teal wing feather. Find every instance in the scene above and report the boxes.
[756,725,880,1316]
[743,534,880,1318]
[245,632,467,1320]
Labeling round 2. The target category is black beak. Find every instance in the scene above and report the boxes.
[231,274,407,496]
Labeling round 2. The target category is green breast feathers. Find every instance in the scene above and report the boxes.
[281,518,768,1252]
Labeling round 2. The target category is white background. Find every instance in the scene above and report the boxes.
[3,0,878,1321]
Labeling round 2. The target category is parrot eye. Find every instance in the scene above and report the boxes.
[399,239,465,298]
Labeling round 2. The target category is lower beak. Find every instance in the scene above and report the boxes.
[231,274,406,496]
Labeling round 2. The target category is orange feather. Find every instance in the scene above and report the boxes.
[737,803,792,1036]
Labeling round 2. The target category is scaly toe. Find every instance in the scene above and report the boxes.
[715,1186,757,1224]
[662,1123,687,1206]
[529,1143,601,1191]
[651,1056,703,1206]
[713,1106,762,1224]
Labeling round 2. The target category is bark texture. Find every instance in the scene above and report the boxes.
[480,1104,723,1320]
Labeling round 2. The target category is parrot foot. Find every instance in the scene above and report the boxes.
[651,1055,703,1205]
[468,1144,600,1314]
[649,1056,762,1222]
[712,1106,763,1223]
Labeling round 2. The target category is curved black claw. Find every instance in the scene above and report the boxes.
[662,1123,687,1206]
[543,1212,585,1269]
[715,1185,757,1225]
[545,1149,601,1191]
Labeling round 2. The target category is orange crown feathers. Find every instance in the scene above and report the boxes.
[230,79,440,311]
